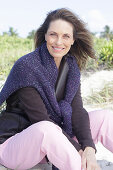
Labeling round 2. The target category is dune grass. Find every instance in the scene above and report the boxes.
[83,81,113,109]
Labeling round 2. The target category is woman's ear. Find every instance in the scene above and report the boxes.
[71,40,74,45]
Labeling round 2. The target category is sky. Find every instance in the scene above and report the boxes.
[0,0,113,37]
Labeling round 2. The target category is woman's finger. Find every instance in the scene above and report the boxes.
[81,156,87,170]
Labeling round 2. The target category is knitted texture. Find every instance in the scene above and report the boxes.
[0,42,80,137]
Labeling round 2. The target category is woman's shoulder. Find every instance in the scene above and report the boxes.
[10,49,40,76]
[14,50,36,66]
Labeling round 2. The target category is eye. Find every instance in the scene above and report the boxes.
[63,34,70,39]
[50,33,56,36]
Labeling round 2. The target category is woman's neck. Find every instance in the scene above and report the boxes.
[54,57,62,69]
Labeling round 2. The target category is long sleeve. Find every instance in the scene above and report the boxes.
[18,87,51,123]
[18,87,81,151]
[71,84,96,151]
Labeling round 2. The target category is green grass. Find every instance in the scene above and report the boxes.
[0,35,34,78]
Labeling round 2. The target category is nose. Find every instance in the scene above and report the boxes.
[55,37,63,45]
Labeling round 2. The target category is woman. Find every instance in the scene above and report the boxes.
[0,8,113,170]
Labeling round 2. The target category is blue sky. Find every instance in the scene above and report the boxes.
[0,0,113,37]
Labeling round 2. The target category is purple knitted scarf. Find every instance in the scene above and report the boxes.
[0,42,80,137]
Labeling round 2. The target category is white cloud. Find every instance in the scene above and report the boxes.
[88,10,105,21]
[87,9,106,32]
[82,9,112,33]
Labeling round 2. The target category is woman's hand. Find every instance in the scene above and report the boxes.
[79,147,101,170]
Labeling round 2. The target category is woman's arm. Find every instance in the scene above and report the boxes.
[72,85,101,169]
[18,87,51,123]
[71,84,96,151]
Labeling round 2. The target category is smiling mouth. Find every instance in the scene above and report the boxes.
[52,46,64,52]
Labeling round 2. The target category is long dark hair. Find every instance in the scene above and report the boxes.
[34,8,95,70]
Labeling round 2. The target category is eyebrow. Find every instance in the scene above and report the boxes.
[48,31,57,34]
[48,31,72,36]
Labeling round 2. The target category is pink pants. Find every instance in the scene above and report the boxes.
[0,109,113,170]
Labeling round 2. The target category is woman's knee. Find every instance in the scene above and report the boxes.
[89,109,113,122]
[98,109,113,121]
[29,121,62,137]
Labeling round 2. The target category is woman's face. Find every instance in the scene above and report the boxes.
[45,19,74,60]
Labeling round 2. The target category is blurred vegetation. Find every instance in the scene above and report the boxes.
[27,30,36,39]
[0,35,34,77]
[97,39,113,67]
[100,25,113,41]
[86,37,113,71]
[3,27,18,37]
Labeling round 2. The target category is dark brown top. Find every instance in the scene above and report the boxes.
[6,85,96,152]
